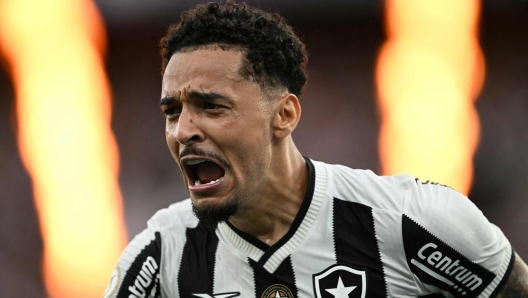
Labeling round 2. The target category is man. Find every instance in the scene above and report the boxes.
[104,1,528,297]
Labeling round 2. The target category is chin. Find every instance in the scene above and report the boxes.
[191,197,238,228]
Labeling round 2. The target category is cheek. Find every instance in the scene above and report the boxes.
[165,124,179,157]
[226,120,268,149]
[234,125,272,162]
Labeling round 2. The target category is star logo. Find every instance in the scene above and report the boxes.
[313,264,366,298]
[325,277,356,298]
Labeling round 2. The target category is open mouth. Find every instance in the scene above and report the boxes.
[183,159,226,187]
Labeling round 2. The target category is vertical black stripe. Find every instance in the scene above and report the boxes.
[250,256,298,298]
[117,232,162,298]
[333,198,388,297]
[178,223,219,296]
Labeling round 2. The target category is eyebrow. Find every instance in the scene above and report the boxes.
[187,90,228,101]
[159,96,177,107]
[159,90,229,107]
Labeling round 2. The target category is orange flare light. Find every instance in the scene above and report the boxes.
[0,0,127,297]
[376,0,485,194]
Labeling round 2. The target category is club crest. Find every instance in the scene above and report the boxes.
[313,264,366,298]
[261,284,294,298]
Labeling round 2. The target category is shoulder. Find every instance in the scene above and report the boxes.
[321,160,507,258]
[402,179,501,258]
[313,160,513,297]
[401,180,513,296]
[147,198,198,232]
[103,199,197,298]
[318,160,416,212]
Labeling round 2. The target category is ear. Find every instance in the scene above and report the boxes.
[272,93,302,139]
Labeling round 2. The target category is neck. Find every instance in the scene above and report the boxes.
[228,138,308,246]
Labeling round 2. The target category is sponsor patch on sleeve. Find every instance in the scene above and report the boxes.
[117,231,162,298]
[402,215,495,297]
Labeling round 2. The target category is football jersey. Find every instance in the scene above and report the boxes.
[103,158,514,298]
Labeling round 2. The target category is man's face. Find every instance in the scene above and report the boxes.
[161,48,274,225]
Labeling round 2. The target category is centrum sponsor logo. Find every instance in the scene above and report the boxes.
[402,215,495,297]
[412,243,483,294]
[129,256,159,298]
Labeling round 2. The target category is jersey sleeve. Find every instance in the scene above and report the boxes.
[401,179,515,298]
[103,216,163,298]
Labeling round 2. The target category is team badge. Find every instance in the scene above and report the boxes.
[261,284,295,298]
[313,264,366,298]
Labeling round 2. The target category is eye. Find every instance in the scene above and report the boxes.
[203,102,222,110]
[163,107,175,115]
[162,107,181,118]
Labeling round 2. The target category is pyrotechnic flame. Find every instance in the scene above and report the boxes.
[0,0,127,297]
[376,0,485,194]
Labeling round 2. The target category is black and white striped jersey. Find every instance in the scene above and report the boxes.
[104,158,514,298]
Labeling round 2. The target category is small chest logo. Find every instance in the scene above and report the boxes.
[313,264,366,298]
[261,284,295,298]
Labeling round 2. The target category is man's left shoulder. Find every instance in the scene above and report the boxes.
[321,160,415,211]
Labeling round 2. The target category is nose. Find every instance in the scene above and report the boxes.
[174,108,204,146]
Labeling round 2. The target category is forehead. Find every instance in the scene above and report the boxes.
[162,49,248,95]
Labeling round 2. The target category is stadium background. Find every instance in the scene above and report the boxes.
[0,0,526,296]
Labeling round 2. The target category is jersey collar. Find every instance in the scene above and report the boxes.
[217,157,328,273]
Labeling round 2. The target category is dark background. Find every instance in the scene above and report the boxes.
[0,0,526,295]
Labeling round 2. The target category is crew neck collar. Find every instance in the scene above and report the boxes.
[217,157,328,273]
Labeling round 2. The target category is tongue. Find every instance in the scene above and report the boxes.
[196,161,224,183]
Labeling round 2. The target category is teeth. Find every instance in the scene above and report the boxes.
[205,178,221,185]
[186,159,206,165]
[193,178,221,187]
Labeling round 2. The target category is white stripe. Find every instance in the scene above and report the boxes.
[478,237,512,298]
[371,208,420,297]
[212,240,255,297]
[159,203,192,297]
[217,222,264,262]
[289,184,336,295]
[411,259,454,286]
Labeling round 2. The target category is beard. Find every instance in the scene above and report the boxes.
[191,196,239,228]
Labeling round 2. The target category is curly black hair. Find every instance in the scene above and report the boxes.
[160,1,308,96]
